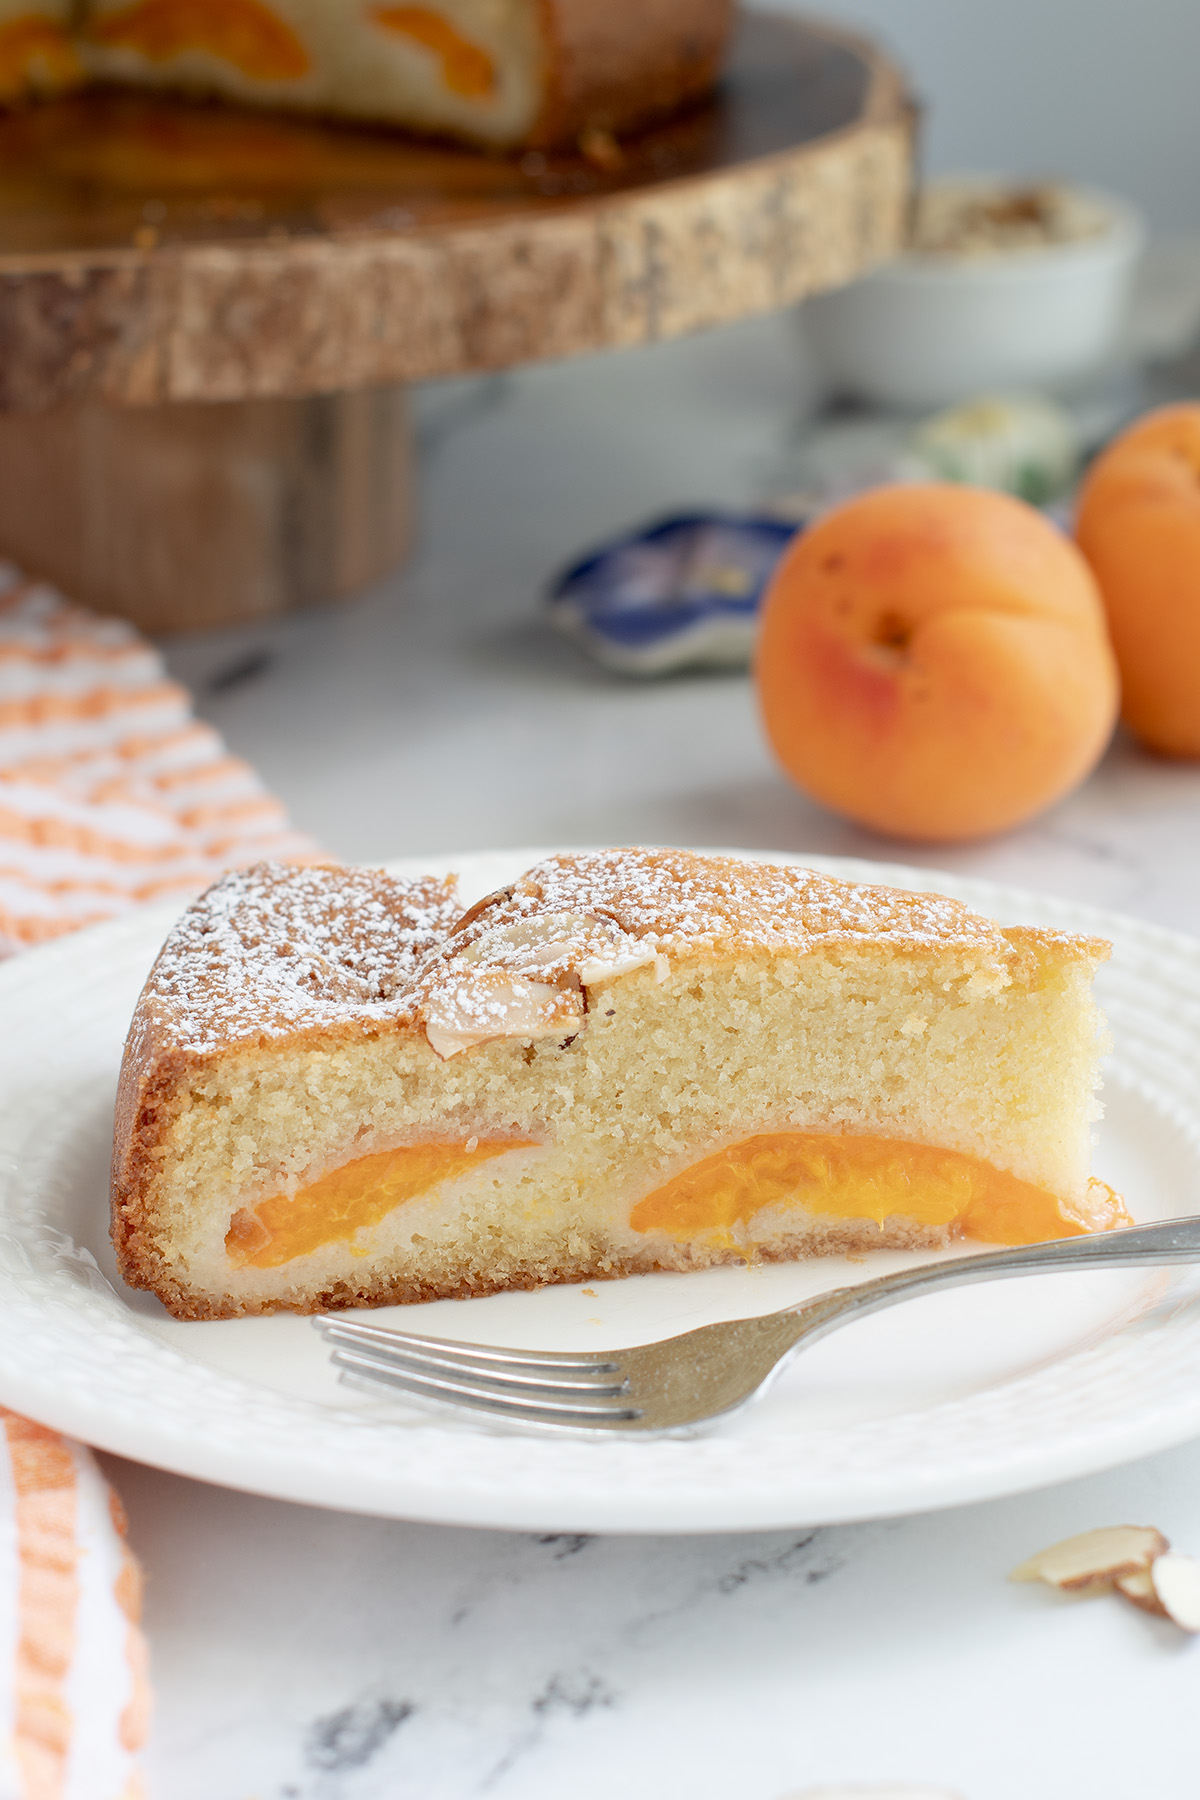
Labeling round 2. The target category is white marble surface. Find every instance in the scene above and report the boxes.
[144,308,1200,1798]
[105,1438,1200,1800]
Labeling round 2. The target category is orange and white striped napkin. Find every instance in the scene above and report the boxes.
[0,1412,149,1800]
[0,563,320,956]
[0,566,326,1792]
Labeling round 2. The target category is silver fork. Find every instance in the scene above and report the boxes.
[315,1215,1200,1434]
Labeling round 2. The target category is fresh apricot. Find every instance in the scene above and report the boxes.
[756,483,1118,842]
[1075,403,1200,756]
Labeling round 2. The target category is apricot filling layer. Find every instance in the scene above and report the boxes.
[371,7,496,97]
[91,0,311,78]
[226,1138,534,1270]
[630,1132,1130,1248]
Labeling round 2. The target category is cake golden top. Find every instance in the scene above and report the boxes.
[408,849,1107,1057]
[458,849,1003,954]
[138,861,459,1056]
[132,849,1109,1064]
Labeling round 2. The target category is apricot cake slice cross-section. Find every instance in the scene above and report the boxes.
[110,849,1128,1320]
[75,0,733,150]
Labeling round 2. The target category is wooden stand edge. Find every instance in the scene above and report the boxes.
[0,14,914,633]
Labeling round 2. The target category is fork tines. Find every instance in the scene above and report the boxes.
[315,1315,642,1426]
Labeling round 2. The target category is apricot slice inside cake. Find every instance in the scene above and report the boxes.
[110,850,1127,1320]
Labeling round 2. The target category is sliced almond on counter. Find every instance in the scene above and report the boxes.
[1146,1552,1200,1632]
[1113,1566,1166,1616]
[1009,1525,1169,1590]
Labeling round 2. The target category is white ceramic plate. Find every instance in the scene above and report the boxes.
[2,849,1200,1534]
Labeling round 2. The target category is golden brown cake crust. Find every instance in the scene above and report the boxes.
[441,847,1014,960]
[144,1216,952,1321]
[530,0,733,147]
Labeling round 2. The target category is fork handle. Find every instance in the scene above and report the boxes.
[781,1214,1200,1346]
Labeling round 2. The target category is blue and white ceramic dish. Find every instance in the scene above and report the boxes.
[548,512,802,675]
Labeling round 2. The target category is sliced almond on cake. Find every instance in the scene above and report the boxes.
[1009,1525,1169,1590]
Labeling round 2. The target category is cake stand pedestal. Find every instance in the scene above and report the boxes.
[0,12,913,633]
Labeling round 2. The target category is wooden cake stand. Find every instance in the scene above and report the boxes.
[0,13,913,632]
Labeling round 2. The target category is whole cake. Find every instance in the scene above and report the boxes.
[1,0,732,148]
[111,850,1127,1320]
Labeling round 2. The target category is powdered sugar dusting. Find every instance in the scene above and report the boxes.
[136,849,1014,1061]
[143,862,460,1054]
[449,849,1003,961]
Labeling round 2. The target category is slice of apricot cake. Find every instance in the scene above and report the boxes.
[75,0,732,150]
[110,849,1127,1319]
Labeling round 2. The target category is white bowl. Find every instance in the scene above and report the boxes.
[801,186,1145,412]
